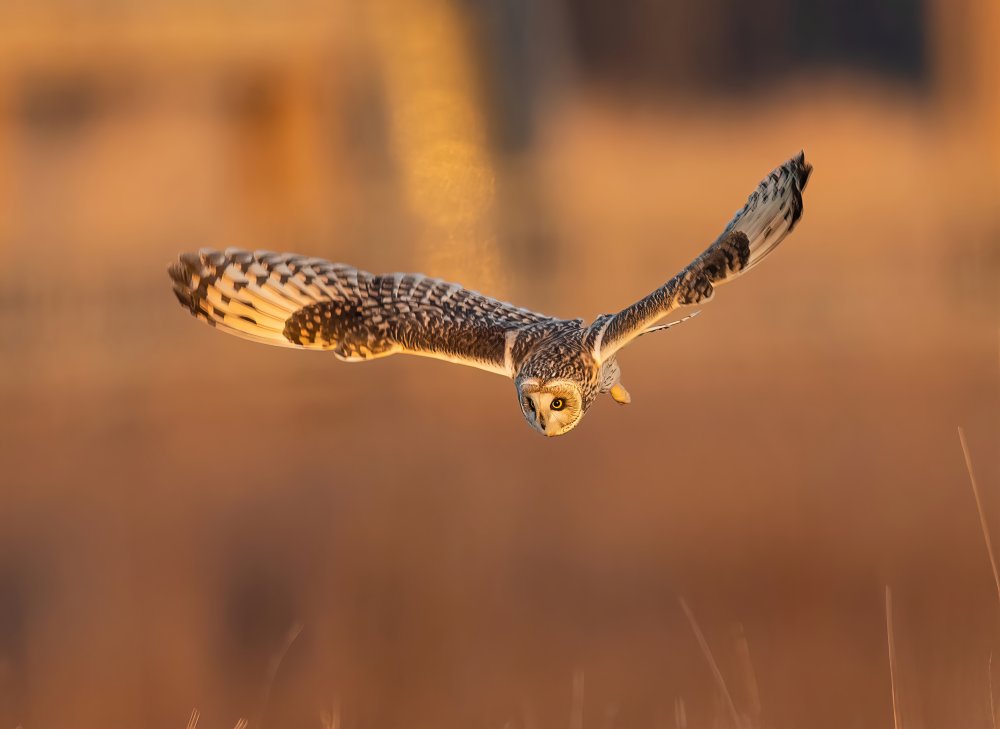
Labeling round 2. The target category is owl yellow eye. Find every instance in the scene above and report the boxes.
[551,397,565,411]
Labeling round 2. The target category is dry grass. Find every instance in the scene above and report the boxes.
[959,427,1000,607]
[259,622,304,726]
[885,586,902,729]
[990,652,997,729]
[960,423,1000,729]
[188,429,1000,729]
[571,669,585,729]
[678,598,744,729]
[186,709,248,729]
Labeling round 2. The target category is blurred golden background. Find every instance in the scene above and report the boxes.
[1,1,999,727]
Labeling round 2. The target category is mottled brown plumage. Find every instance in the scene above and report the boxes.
[169,152,812,436]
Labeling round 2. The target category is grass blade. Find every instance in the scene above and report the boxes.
[958,427,1000,607]
[570,668,584,729]
[678,597,742,729]
[885,585,902,729]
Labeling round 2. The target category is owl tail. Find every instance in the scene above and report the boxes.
[723,151,812,277]
[168,249,336,348]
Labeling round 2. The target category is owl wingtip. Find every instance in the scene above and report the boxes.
[167,260,189,286]
[792,150,812,188]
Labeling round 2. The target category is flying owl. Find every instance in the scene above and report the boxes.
[169,152,811,437]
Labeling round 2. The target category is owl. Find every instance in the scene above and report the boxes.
[169,152,811,437]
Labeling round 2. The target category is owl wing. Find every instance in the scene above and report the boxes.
[169,249,559,377]
[588,152,812,363]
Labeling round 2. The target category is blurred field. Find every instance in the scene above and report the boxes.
[1,2,1000,728]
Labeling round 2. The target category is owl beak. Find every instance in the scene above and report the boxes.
[538,413,562,437]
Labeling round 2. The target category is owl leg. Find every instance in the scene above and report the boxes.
[609,383,631,405]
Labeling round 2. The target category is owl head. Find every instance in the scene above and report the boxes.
[516,377,586,437]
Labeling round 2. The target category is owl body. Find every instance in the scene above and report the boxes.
[510,320,608,435]
[170,153,811,437]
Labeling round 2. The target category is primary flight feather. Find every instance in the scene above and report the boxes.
[169,152,812,436]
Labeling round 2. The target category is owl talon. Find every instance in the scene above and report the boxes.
[610,383,631,405]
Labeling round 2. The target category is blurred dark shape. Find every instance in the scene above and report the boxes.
[564,0,927,93]
[16,72,108,138]
[218,563,296,678]
[221,70,283,128]
[0,566,29,728]
[465,0,573,152]
[462,0,574,283]
[791,0,926,78]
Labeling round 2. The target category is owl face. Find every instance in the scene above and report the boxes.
[518,378,585,437]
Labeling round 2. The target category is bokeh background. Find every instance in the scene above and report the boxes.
[1,1,999,727]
